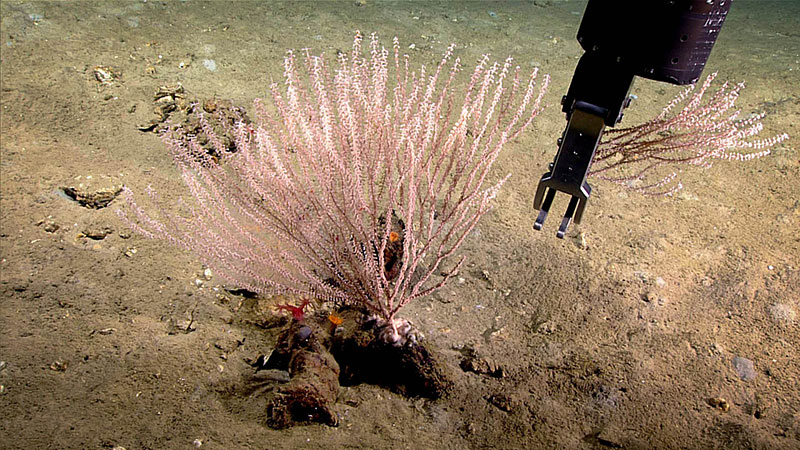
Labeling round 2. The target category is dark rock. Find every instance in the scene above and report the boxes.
[330,310,453,399]
[266,320,340,429]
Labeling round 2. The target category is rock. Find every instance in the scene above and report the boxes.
[573,231,588,249]
[61,186,121,209]
[202,59,217,72]
[708,397,730,412]
[267,320,340,428]
[49,360,68,371]
[459,347,506,378]
[732,356,756,381]
[82,225,113,240]
[331,310,453,398]
[487,393,514,412]
[596,427,624,448]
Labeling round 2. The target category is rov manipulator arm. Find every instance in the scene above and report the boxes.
[532,0,732,238]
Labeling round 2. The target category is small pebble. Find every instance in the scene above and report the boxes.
[50,360,68,371]
[732,356,756,381]
[202,59,217,72]
[708,397,730,412]
[296,325,313,340]
[573,231,588,249]
[203,268,213,280]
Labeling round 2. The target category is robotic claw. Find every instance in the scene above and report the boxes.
[533,0,733,238]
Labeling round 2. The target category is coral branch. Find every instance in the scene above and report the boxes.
[590,72,788,195]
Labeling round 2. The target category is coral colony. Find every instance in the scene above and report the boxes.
[120,32,549,343]
[121,33,786,343]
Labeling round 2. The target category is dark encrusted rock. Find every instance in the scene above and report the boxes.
[330,310,453,399]
[266,321,340,428]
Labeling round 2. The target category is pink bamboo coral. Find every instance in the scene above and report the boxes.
[120,32,549,339]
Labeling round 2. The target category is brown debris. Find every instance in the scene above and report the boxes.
[266,320,340,429]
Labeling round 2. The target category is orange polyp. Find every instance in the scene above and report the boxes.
[328,313,343,326]
[389,231,400,242]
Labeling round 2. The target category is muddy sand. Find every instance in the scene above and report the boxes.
[1,1,798,449]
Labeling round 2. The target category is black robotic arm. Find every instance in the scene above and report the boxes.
[533,0,733,238]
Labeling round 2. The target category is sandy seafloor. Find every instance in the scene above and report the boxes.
[1,1,798,449]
